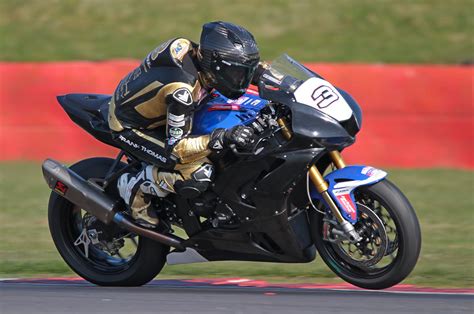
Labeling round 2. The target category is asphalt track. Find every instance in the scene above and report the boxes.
[1,278,473,314]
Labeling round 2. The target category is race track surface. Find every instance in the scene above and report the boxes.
[1,278,473,314]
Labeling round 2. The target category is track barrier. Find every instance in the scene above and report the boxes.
[0,61,472,168]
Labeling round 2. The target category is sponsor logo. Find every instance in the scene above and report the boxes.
[118,135,167,163]
[262,73,282,85]
[54,181,68,195]
[168,113,185,127]
[158,180,174,193]
[193,164,214,182]
[168,119,185,127]
[169,127,183,138]
[201,165,213,178]
[332,188,352,195]
[227,96,262,107]
[118,135,139,149]
[168,113,185,122]
[141,147,167,163]
[336,193,357,220]
[172,88,193,106]
[167,137,179,146]
[170,38,190,61]
[361,166,378,177]
[212,140,223,150]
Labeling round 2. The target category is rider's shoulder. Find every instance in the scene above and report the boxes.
[144,37,196,68]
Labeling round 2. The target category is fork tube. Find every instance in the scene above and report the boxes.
[308,166,345,223]
[328,151,346,169]
[277,118,292,140]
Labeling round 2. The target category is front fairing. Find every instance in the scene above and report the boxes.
[257,55,362,148]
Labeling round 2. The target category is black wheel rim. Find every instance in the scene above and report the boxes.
[319,187,402,279]
[64,204,140,274]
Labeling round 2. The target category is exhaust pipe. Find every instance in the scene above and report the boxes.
[42,159,118,223]
[42,159,184,250]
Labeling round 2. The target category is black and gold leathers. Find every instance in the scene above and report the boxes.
[108,38,212,167]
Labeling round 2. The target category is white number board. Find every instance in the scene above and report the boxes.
[293,77,352,122]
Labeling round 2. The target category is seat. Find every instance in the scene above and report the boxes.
[57,93,119,148]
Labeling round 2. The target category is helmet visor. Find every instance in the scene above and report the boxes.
[211,57,259,95]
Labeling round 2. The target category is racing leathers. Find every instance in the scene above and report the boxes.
[108,38,254,225]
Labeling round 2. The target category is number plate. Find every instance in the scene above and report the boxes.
[293,77,352,121]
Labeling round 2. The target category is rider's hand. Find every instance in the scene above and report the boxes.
[224,125,255,148]
[208,126,254,150]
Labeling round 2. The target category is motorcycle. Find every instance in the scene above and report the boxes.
[43,54,421,289]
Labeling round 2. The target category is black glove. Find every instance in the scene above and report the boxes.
[209,126,254,150]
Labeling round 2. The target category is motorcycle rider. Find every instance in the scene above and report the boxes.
[108,21,261,226]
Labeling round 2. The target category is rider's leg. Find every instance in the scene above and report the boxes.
[117,165,182,225]
[112,128,176,226]
[117,159,213,225]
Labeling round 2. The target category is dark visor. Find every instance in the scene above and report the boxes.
[214,59,258,90]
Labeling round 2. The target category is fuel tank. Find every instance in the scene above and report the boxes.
[192,89,269,135]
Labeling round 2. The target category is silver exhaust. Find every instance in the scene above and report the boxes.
[42,159,184,250]
[42,159,119,224]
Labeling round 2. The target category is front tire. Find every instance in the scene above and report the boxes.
[48,157,169,286]
[311,179,421,289]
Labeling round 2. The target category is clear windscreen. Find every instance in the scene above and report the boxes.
[260,54,316,93]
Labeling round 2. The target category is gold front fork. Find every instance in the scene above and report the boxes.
[277,118,353,228]
[328,151,346,169]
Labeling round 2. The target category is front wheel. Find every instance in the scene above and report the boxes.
[311,179,421,289]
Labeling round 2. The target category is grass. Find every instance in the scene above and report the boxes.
[0,0,472,63]
[0,162,473,288]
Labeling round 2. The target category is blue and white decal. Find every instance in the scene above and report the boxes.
[192,89,269,135]
[311,165,387,223]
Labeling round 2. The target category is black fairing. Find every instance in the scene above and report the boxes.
[337,88,362,137]
[258,86,355,149]
[57,93,119,149]
[290,101,355,149]
[180,143,324,263]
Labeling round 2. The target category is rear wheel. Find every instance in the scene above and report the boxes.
[48,157,169,286]
[311,179,421,289]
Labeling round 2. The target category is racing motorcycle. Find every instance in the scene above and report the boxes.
[43,54,421,289]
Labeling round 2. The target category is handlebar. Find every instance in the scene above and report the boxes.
[228,143,264,156]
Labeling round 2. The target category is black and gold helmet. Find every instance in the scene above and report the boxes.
[198,21,260,99]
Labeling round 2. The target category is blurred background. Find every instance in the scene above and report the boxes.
[0,0,472,288]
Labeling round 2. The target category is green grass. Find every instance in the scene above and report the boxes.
[0,0,472,63]
[0,162,473,288]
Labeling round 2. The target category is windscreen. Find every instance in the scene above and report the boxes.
[268,54,315,81]
[260,54,316,93]
[259,54,353,123]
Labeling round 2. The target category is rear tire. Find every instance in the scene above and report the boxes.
[48,157,169,286]
[311,179,421,289]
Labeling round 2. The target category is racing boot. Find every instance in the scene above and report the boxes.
[117,165,169,227]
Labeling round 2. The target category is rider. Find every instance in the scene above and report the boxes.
[108,21,261,226]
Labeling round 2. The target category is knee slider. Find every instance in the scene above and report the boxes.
[175,163,214,199]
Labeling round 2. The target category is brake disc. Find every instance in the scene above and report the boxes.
[330,203,388,268]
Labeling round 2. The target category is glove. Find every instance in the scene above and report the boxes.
[209,126,254,150]
[225,125,254,148]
